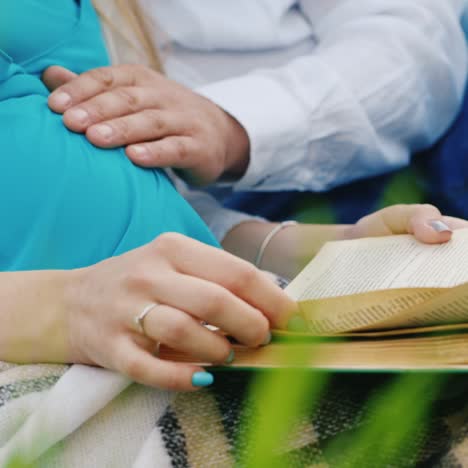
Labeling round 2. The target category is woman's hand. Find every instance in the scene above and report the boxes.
[222,205,468,281]
[43,64,250,185]
[346,204,468,243]
[65,233,295,391]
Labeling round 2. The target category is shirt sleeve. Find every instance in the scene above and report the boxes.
[197,0,468,192]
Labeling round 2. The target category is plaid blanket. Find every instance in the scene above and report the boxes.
[160,373,468,468]
[2,361,468,467]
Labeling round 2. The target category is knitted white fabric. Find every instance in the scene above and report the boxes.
[0,365,173,467]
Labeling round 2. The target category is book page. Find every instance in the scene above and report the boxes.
[286,229,468,333]
[379,281,468,329]
[273,323,468,339]
[297,288,445,334]
[286,228,468,301]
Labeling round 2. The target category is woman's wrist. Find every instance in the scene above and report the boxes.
[254,221,298,269]
[222,221,351,279]
[61,267,90,363]
[222,221,274,265]
[266,223,350,278]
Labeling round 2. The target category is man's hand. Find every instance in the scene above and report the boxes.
[43,64,250,186]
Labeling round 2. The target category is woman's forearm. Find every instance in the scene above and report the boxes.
[0,270,73,363]
[222,221,350,280]
[0,234,296,391]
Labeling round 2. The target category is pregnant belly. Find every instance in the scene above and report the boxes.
[0,96,216,270]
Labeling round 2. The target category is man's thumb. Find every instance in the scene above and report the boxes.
[42,66,77,91]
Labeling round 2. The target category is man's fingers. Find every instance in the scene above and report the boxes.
[62,87,162,134]
[48,64,157,113]
[127,137,220,186]
[114,338,209,391]
[126,136,200,169]
[85,111,185,148]
[42,66,77,92]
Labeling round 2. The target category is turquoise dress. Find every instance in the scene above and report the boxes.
[0,0,219,271]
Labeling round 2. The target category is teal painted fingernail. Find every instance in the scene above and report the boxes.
[287,315,308,332]
[429,220,452,233]
[192,372,214,387]
[225,349,235,364]
[262,331,272,346]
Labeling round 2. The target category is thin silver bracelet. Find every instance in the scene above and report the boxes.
[254,221,298,269]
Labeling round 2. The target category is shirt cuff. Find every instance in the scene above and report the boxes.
[196,73,308,191]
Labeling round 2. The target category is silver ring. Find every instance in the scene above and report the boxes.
[134,303,159,336]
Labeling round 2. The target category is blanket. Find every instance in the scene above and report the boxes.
[2,361,468,467]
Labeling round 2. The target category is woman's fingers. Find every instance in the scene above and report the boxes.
[150,273,270,347]
[352,204,463,245]
[140,303,234,363]
[407,205,453,244]
[150,234,297,329]
[441,216,468,230]
[114,338,211,391]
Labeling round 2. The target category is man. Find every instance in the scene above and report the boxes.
[44,0,468,240]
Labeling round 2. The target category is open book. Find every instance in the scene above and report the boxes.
[160,229,468,371]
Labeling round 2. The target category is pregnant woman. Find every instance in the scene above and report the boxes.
[0,0,296,390]
[1,0,468,391]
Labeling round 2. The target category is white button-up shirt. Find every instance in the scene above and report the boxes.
[141,0,468,241]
